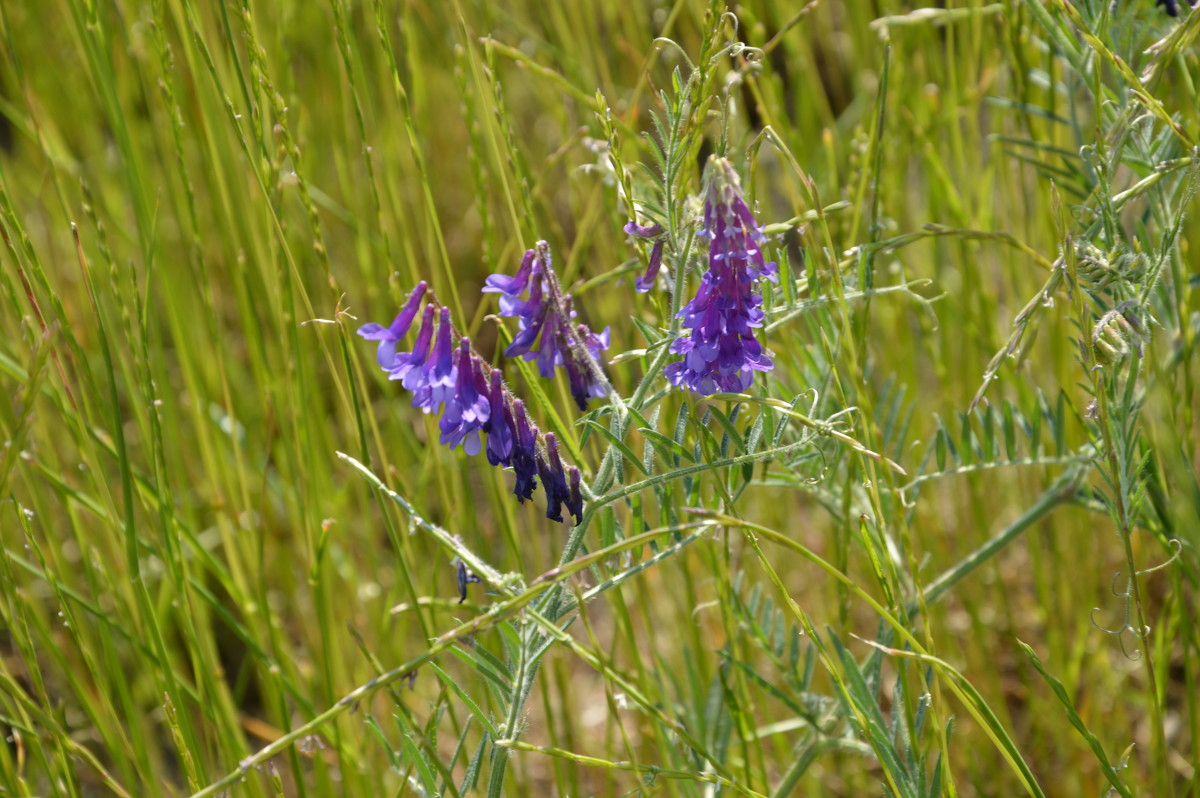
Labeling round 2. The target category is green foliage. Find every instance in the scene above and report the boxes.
[1,1,1198,797]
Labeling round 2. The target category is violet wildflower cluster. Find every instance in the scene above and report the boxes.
[358,281,583,525]
[484,241,610,411]
[663,156,777,395]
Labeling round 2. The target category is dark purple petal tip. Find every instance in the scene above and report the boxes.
[634,239,665,293]
[359,274,588,525]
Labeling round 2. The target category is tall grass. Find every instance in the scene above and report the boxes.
[1,1,1197,796]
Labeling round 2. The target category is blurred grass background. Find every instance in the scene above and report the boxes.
[1,0,1197,795]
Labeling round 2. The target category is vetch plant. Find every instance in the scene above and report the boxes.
[331,16,985,789]
[343,71,929,795]
[8,2,1199,797]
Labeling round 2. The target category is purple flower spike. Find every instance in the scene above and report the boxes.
[510,400,540,503]
[485,242,609,411]
[357,281,428,369]
[439,339,491,455]
[665,156,776,396]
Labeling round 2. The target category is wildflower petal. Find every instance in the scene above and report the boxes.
[537,433,569,523]
[483,369,514,467]
[356,323,389,340]
[624,220,664,238]
[634,239,665,293]
[566,466,583,526]
[439,339,490,453]
[413,307,457,414]
[357,282,429,369]
[483,250,535,296]
[391,304,436,388]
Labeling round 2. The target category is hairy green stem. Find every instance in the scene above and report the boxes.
[909,465,1085,614]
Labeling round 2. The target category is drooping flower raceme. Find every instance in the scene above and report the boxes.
[664,156,777,395]
[484,241,610,411]
[357,286,584,525]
